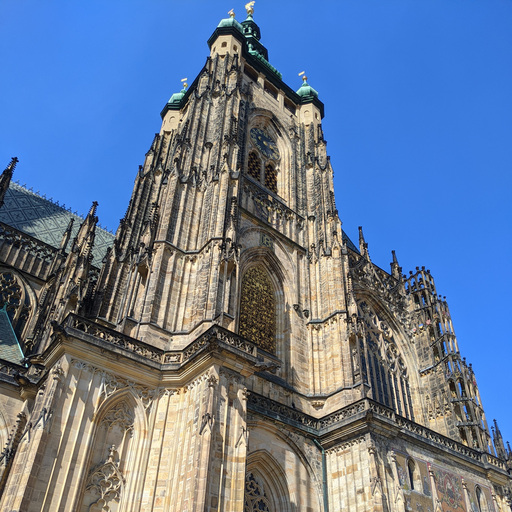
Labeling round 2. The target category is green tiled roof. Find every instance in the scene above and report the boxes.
[0,182,114,267]
[0,307,24,364]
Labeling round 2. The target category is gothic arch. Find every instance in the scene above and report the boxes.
[237,230,298,379]
[246,111,292,200]
[245,450,291,512]
[76,389,147,512]
[355,295,419,419]
[246,421,323,512]
[0,267,37,344]
[237,241,290,358]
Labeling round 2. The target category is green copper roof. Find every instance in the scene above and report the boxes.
[166,87,188,110]
[0,306,24,364]
[296,80,319,100]
[217,16,244,32]
[165,12,323,119]
[0,182,114,267]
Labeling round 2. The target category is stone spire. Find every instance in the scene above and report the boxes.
[71,201,98,263]
[0,157,18,209]
[492,419,507,459]
[358,226,370,260]
[390,250,402,280]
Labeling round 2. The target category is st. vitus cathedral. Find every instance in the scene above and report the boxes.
[0,5,510,512]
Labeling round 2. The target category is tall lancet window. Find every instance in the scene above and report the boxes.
[248,151,261,181]
[239,266,276,353]
[248,127,280,194]
[357,300,414,420]
[264,163,277,194]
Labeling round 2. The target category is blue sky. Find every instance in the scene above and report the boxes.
[1,1,511,444]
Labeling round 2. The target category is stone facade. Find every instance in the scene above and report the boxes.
[0,7,510,512]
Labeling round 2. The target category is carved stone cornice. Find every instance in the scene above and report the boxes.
[54,314,279,374]
[247,393,510,474]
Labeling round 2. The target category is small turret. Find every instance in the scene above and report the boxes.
[241,2,268,61]
[0,157,18,209]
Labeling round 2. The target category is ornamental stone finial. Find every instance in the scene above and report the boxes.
[245,1,255,15]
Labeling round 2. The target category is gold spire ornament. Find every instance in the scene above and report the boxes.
[181,78,188,89]
[245,1,255,15]
[228,8,235,18]
[299,71,308,82]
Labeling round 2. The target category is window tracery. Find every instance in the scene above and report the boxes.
[244,472,272,512]
[246,127,280,194]
[239,266,276,353]
[0,271,31,338]
[356,300,414,419]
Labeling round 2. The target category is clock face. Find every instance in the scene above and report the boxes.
[250,128,280,160]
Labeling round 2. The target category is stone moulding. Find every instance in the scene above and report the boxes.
[58,314,274,370]
[247,393,509,472]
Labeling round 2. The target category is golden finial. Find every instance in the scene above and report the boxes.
[228,8,235,18]
[298,71,307,82]
[245,1,255,15]
[181,78,188,89]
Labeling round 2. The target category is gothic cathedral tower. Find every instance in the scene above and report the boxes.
[0,6,510,512]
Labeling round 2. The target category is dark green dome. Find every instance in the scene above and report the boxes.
[296,79,319,101]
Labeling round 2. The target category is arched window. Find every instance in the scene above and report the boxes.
[239,266,276,353]
[244,472,272,512]
[0,271,31,340]
[264,163,277,193]
[407,459,421,491]
[476,487,489,512]
[248,152,261,181]
[357,300,414,420]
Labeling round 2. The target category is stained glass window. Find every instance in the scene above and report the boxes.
[239,266,276,353]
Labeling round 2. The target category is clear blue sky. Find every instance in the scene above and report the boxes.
[1,1,511,445]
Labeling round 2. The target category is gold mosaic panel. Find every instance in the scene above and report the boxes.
[239,266,276,353]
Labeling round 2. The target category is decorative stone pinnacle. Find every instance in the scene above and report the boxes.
[245,1,255,16]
